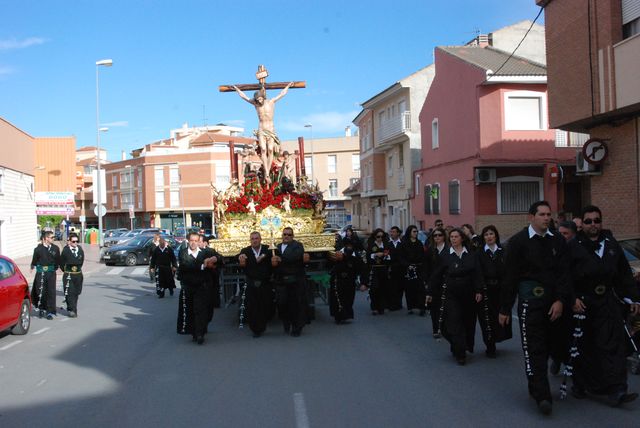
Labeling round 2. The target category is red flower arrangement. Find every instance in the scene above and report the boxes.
[223,177,314,214]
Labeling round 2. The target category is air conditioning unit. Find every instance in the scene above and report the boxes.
[576,151,601,175]
[475,168,496,184]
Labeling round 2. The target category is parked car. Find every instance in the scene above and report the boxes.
[104,228,128,239]
[620,237,640,277]
[0,256,31,335]
[103,234,178,266]
[174,227,200,243]
[103,228,160,248]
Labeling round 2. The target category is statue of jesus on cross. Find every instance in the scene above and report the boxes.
[220,65,305,183]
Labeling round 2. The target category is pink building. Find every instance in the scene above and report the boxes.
[412,45,583,237]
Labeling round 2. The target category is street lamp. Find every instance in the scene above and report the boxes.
[96,58,113,247]
[125,165,134,231]
[304,123,314,185]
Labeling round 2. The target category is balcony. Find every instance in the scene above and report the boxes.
[375,111,411,146]
[555,130,590,148]
[615,33,640,109]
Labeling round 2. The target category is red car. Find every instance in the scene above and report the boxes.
[0,255,31,335]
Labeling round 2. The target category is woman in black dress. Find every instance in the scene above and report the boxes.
[427,228,484,365]
[329,237,362,323]
[365,229,391,315]
[476,225,512,358]
[149,237,177,298]
[424,227,448,337]
[400,225,426,315]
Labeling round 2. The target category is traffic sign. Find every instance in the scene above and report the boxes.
[94,204,107,217]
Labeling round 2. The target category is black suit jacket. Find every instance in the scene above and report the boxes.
[240,244,272,282]
[275,240,305,279]
[177,247,215,286]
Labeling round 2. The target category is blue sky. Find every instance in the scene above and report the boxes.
[0,0,541,161]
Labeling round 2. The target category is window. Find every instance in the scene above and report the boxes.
[424,185,432,215]
[120,171,130,187]
[305,156,313,177]
[449,180,460,214]
[155,190,165,208]
[415,174,420,195]
[138,191,143,209]
[137,167,143,187]
[328,155,337,173]
[497,177,543,214]
[398,147,404,167]
[121,192,133,207]
[432,183,440,214]
[388,155,393,177]
[112,193,118,208]
[352,154,360,171]
[0,259,15,280]
[398,100,406,114]
[623,0,640,38]
[215,163,230,189]
[154,167,164,187]
[350,177,359,186]
[432,118,439,149]
[504,91,546,130]
[378,111,385,125]
[111,174,118,189]
[170,190,180,207]
[328,179,338,197]
[169,167,180,186]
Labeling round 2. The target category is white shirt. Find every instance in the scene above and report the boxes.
[188,248,200,258]
[596,238,608,258]
[484,243,499,254]
[391,239,401,248]
[370,241,384,259]
[449,246,468,259]
[528,224,554,239]
[251,246,262,258]
[280,243,288,253]
[436,243,445,253]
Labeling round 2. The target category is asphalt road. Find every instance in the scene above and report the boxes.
[1,266,638,428]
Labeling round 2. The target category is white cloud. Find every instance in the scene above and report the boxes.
[280,110,360,134]
[101,121,129,127]
[0,66,15,76]
[0,37,47,51]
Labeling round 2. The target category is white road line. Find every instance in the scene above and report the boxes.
[35,379,47,387]
[0,341,23,351]
[107,267,125,275]
[293,393,310,428]
[132,267,147,276]
[32,327,51,335]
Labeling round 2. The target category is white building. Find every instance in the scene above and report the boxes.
[0,117,37,258]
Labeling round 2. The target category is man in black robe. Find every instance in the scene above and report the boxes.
[60,233,84,317]
[387,226,404,311]
[499,201,572,415]
[272,227,307,337]
[330,237,360,323]
[238,231,273,337]
[203,236,224,322]
[30,231,61,320]
[176,232,219,345]
[149,237,177,298]
[571,205,640,406]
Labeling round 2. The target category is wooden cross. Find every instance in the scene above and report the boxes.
[219,65,306,92]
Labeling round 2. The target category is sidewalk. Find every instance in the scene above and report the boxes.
[14,242,103,283]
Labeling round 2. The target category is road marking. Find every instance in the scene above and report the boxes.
[36,379,47,387]
[132,267,147,276]
[107,267,125,275]
[32,327,51,335]
[293,393,310,428]
[0,341,23,351]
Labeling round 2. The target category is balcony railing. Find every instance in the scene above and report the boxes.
[376,111,411,145]
[555,130,590,147]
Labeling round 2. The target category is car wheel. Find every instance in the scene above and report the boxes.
[125,253,138,266]
[11,299,31,335]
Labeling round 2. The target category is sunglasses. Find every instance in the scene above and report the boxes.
[70,240,78,243]
[282,233,293,236]
[583,218,602,225]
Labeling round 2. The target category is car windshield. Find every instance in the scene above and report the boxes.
[127,237,147,247]
[620,239,640,259]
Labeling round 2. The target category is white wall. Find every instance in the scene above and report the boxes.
[0,168,37,259]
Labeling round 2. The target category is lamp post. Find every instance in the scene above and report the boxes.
[304,123,314,185]
[125,165,134,231]
[96,58,113,247]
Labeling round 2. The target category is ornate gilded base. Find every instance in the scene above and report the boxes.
[213,233,336,256]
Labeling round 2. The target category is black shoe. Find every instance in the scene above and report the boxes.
[622,392,638,403]
[46,313,54,320]
[196,336,204,345]
[68,311,77,318]
[252,332,262,338]
[408,310,414,315]
[283,324,291,334]
[158,293,165,299]
[39,310,45,319]
[537,400,552,415]
[456,357,466,366]
[550,359,561,375]
[433,332,442,339]
[486,349,497,359]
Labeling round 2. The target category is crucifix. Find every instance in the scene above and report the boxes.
[220,65,306,183]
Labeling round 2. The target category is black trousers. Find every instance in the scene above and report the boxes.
[429,290,442,334]
[276,279,307,332]
[329,275,356,321]
[389,266,404,310]
[443,289,476,358]
[32,271,57,314]
[184,282,209,339]
[517,298,568,403]
[245,280,274,334]
[62,273,83,312]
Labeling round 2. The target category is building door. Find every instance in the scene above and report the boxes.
[563,182,583,218]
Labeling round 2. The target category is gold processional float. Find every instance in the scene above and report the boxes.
[212,65,336,257]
